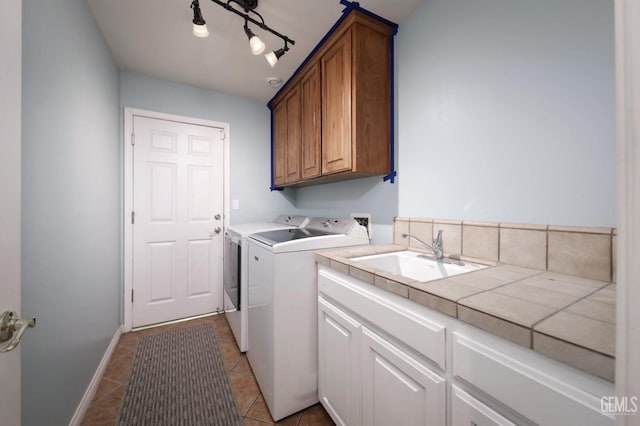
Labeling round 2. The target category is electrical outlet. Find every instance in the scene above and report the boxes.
[351,213,372,240]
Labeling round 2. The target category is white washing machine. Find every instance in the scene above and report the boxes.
[223,215,308,352]
[246,217,370,421]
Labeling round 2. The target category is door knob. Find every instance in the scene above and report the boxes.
[0,310,36,353]
[209,227,222,237]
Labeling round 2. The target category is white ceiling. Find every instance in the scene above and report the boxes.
[87,0,423,102]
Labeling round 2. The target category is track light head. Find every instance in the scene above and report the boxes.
[265,43,288,68]
[244,21,265,55]
[191,0,209,37]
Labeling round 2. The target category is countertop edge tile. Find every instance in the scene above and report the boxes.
[457,305,531,348]
[533,332,615,382]
[319,245,615,380]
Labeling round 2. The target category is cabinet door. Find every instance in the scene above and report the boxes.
[451,385,516,426]
[361,327,445,426]
[300,62,322,179]
[273,101,286,186]
[322,28,352,175]
[284,86,301,184]
[318,297,361,426]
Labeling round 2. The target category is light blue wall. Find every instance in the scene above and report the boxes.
[396,0,615,226]
[21,0,121,425]
[120,72,397,240]
[293,177,398,244]
[120,72,296,225]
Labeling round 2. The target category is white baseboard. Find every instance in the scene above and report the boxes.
[68,325,123,426]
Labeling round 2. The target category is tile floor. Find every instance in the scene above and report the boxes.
[81,314,334,425]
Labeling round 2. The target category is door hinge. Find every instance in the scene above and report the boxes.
[131,211,135,224]
[131,133,135,146]
[131,289,134,303]
[220,129,225,140]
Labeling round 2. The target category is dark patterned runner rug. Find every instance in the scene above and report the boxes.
[117,323,242,426]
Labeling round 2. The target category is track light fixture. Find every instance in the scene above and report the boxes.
[191,0,209,38]
[189,0,294,66]
[265,42,289,68]
[244,19,265,55]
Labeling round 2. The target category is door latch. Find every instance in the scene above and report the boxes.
[0,310,36,353]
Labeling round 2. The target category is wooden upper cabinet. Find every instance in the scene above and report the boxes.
[322,29,352,175]
[300,62,322,180]
[273,102,286,187]
[270,9,394,187]
[284,86,301,184]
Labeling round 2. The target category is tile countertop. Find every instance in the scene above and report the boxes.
[315,244,615,382]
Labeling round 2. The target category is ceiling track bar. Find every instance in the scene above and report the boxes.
[208,0,296,46]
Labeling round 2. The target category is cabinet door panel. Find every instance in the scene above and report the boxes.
[361,327,445,426]
[451,385,517,426]
[318,297,361,426]
[301,62,322,179]
[285,86,301,184]
[273,102,286,186]
[322,29,352,175]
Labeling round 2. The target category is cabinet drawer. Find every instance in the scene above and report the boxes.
[451,385,516,426]
[319,267,446,369]
[452,333,614,426]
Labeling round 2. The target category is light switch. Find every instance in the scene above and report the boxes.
[232,199,240,210]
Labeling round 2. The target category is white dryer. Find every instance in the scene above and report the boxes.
[223,214,308,352]
[246,217,370,421]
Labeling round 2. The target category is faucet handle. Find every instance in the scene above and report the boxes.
[434,230,443,246]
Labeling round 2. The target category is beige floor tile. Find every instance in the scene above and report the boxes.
[81,384,123,425]
[115,332,140,350]
[213,319,236,343]
[108,344,135,363]
[244,418,273,426]
[101,351,134,384]
[277,412,304,426]
[232,355,254,375]
[246,394,275,423]
[298,403,335,425]
[229,371,261,415]
[90,378,121,404]
[219,337,244,370]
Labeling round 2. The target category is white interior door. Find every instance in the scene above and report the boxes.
[132,115,224,328]
[0,1,22,424]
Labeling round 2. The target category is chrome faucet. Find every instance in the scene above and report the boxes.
[402,230,444,260]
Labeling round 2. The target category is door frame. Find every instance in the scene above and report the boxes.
[123,107,230,332]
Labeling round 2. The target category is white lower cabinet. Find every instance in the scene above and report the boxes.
[318,266,614,426]
[451,385,516,426]
[318,297,361,426]
[361,326,446,426]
